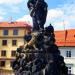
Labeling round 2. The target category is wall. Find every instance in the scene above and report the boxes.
[59,46,75,74]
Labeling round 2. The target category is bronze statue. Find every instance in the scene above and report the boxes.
[12,0,68,75]
[27,0,48,31]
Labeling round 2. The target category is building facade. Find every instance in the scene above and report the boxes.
[0,22,75,75]
[59,46,75,75]
[55,29,75,75]
[0,22,31,74]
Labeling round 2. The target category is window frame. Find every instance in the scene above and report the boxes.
[2,40,7,46]
[66,50,71,57]
[11,50,16,57]
[1,50,6,57]
[68,67,72,74]
[3,29,8,35]
[0,61,5,67]
[13,29,18,35]
[12,40,17,46]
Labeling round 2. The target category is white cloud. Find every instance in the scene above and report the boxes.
[17,15,32,25]
[0,0,28,21]
[45,9,64,28]
[46,1,75,30]
[47,9,64,19]
[0,16,4,21]
[0,0,24,5]
[17,0,75,30]
[53,21,70,30]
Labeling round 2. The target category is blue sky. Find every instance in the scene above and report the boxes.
[0,0,75,30]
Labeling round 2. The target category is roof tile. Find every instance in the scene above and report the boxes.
[0,22,32,28]
[55,29,75,46]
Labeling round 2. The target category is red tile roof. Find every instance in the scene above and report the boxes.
[0,22,32,28]
[55,29,75,46]
[0,22,75,46]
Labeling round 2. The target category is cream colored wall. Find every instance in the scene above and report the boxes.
[0,28,26,37]
[0,29,3,36]
[73,65,75,75]
[0,27,29,70]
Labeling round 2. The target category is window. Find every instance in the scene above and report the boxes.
[3,30,8,35]
[67,64,73,75]
[1,50,6,56]
[0,61,5,67]
[12,40,17,46]
[2,40,7,46]
[68,67,71,74]
[66,51,71,57]
[13,29,18,35]
[11,51,16,57]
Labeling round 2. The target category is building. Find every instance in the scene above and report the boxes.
[55,29,75,75]
[0,22,75,75]
[0,22,31,74]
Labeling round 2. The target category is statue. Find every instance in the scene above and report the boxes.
[27,0,48,31]
[12,0,68,75]
[12,24,68,75]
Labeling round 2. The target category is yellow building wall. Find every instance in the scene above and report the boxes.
[0,29,3,36]
[0,27,30,70]
[0,28,27,37]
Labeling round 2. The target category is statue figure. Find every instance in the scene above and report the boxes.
[12,0,68,74]
[27,0,48,31]
[43,25,68,75]
[12,24,68,75]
